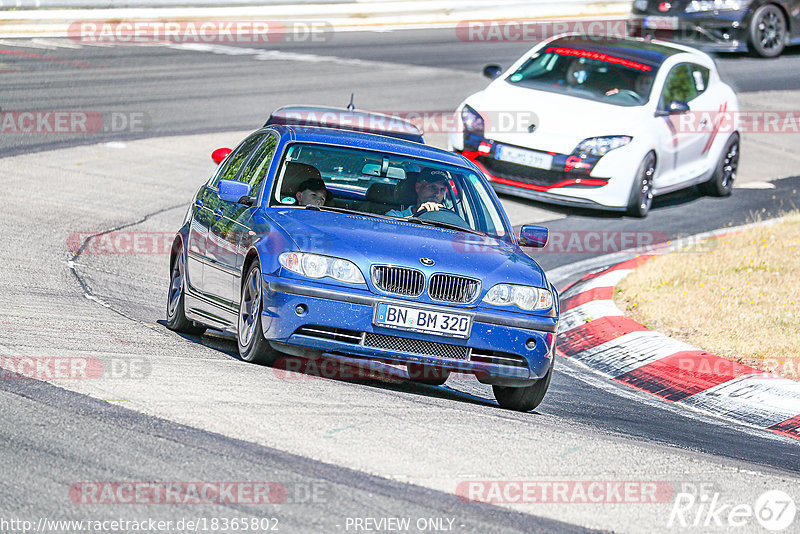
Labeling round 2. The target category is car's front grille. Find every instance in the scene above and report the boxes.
[371,266,425,296]
[428,274,480,303]
[470,349,529,368]
[363,333,469,360]
[477,155,609,189]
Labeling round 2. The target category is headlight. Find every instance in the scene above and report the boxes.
[685,0,743,12]
[461,105,485,134]
[483,284,553,311]
[279,252,365,284]
[573,136,632,157]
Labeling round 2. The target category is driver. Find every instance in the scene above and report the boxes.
[386,168,448,217]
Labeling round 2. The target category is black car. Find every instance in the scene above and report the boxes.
[628,0,800,57]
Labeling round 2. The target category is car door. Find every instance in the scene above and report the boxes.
[202,131,266,309]
[206,132,278,313]
[655,63,708,187]
[187,141,253,298]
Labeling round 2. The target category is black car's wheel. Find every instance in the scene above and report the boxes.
[492,357,554,412]
[166,243,206,335]
[749,4,787,58]
[626,152,656,218]
[238,262,278,365]
[700,133,739,197]
[407,363,450,386]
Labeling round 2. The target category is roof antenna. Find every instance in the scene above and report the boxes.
[347,93,355,111]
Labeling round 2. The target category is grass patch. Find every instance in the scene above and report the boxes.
[614,212,800,380]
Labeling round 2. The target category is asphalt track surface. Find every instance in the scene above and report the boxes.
[1,28,800,533]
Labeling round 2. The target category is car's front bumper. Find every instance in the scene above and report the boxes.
[261,275,557,385]
[451,133,636,211]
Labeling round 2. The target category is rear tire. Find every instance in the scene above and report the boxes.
[166,243,206,335]
[626,152,656,218]
[407,363,450,386]
[700,133,739,197]
[748,4,786,58]
[493,357,554,412]
[238,262,278,365]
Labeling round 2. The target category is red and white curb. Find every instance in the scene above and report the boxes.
[556,254,800,440]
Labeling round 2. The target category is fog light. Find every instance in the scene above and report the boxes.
[295,304,308,316]
[525,339,537,350]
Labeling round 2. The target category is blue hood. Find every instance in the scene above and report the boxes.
[267,209,547,290]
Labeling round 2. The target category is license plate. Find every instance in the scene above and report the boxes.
[373,303,472,339]
[643,16,679,30]
[495,145,553,170]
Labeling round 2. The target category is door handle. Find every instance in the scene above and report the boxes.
[215,208,224,220]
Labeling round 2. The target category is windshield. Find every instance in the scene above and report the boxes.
[269,143,509,239]
[507,46,656,106]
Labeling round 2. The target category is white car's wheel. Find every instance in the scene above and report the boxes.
[626,152,656,218]
[701,134,739,197]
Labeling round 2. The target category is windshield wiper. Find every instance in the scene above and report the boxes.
[406,216,485,236]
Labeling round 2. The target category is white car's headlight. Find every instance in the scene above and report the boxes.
[279,252,365,284]
[483,284,553,311]
[573,136,632,157]
[685,0,743,12]
[461,105,485,134]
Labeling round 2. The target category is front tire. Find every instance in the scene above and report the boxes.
[407,363,450,386]
[493,357,554,412]
[626,152,656,218]
[700,133,739,197]
[238,262,278,365]
[166,243,206,335]
[748,4,787,58]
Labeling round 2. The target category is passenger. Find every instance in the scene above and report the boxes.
[295,178,328,207]
[386,168,448,217]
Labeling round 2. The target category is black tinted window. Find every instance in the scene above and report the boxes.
[209,132,266,188]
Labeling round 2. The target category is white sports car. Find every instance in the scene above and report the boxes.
[448,35,740,217]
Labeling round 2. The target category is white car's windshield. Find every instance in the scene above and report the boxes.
[507,45,657,106]
[270,143,509,239]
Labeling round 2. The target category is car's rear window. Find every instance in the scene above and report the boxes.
[269,143,509,239]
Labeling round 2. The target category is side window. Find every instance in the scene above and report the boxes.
[239,134,278,197]
[689,64,710,96]
[209,132,266,188]
[660,64,698,109]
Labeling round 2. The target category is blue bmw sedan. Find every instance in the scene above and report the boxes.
[167,125,559,411]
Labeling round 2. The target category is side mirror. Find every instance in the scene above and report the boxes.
[655,100,690,116]
[483,64,503,80]
[211,147,232,165]
[218,179,253,205]
[519,225,549,248]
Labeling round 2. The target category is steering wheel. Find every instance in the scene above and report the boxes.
[414,205,472,230]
